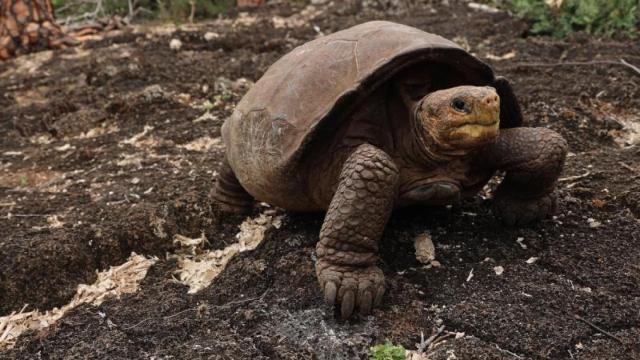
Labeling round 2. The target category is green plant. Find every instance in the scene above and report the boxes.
[369,341,406,360]
[52,0,235,22]
[493,0,639,37]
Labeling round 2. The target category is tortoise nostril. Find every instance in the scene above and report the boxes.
[485,95,498,106]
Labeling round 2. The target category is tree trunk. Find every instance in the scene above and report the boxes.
[0,0,71,60]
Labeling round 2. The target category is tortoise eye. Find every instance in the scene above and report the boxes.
[451,98,468,113]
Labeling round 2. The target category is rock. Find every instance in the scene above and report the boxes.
[414,232,436,264]
[214,77,254,94]
[139,84,169,102]
[587,218,601,228]
[169,38,182,51]
[232,78,254,91]
[203,32,219,41]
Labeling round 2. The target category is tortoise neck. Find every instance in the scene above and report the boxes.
[401,105,470,165]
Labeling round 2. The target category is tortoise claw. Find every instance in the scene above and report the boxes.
[358,290,373,316]
[341,290,355,319]
[324,282,337,306]
[316,260,385,319]
[374,285,385,307]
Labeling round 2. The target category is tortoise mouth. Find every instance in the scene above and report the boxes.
[452,110,500,128]
[450,121,499,139]
[454,119,499,127]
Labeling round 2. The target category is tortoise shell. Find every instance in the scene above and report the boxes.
[222,21,522,170]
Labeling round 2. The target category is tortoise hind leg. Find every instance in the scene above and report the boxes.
[212,158,254,213]
[316,143,399,319]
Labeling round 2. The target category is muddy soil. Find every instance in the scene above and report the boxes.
[1,0,639,359]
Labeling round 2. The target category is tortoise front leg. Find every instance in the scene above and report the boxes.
[484,127,568,226]
[316,143,399,319]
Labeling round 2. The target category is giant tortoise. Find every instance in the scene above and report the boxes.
[213,21,567,319]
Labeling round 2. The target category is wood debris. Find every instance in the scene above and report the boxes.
[172,211,283,294]
[0,253,157,349]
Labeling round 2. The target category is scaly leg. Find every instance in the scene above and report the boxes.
[483,127,568,226]
[211,157,254,214]
[316,143,399,319]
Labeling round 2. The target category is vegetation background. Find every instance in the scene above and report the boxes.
[51,0,639,39]
[51,0,237,23]
[498,0,638,37]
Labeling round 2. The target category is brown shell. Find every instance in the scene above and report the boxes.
[223,21,521,169]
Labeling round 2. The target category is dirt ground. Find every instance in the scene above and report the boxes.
[1,0,639,359]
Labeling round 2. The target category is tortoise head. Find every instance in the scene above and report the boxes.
[416,85,500,152]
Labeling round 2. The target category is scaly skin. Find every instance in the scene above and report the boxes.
[483,127,568,226]
[211,158,254,214]
[315,143,398,318]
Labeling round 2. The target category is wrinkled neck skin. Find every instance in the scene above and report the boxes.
[397,101,486,167]
[391,101,497,207]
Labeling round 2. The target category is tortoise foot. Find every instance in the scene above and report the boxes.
[213,198,253,214]
[316,259,385,319]
[212,179,253,214]
[212,159,254,214]
[493,191,557,226]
